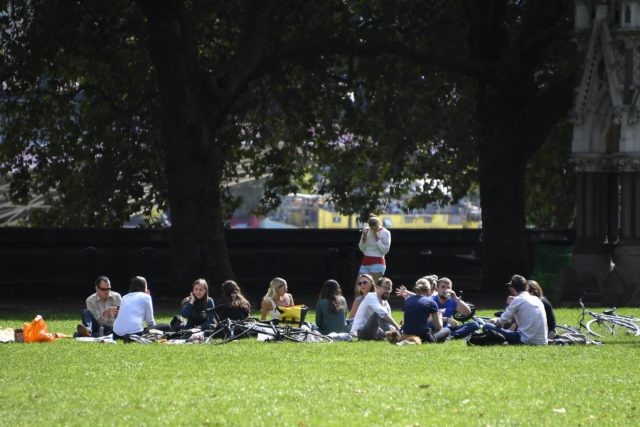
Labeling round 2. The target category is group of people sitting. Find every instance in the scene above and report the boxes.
[76,275,251,340]
[76,272,556,345]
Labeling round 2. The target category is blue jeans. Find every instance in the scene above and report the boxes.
[450,321,480,339]
[483,323,522,344]
[81,309,113,337]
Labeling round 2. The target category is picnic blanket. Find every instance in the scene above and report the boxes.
[549,332,602,345]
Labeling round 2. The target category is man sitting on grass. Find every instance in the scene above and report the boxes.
[76,276,121,337]
[484,274,548,345]
[430,277,479,339]
[350,277,400,340]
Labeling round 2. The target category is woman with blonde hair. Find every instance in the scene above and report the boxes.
[180,278,215,329]
[261,277,294,320]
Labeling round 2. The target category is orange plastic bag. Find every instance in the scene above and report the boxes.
[23,315,55,343]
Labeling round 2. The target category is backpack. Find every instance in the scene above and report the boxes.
[466,329,507,346]
[277,305,309,327]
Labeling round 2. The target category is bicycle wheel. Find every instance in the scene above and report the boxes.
[586,318,617,337]
[607,318,640,336]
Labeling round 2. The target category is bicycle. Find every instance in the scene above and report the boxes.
[205,318,333,344]
[578,298,640,338]
[555,324,582,335]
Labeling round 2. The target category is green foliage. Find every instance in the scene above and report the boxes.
[1,307,639,426]
[0,0,165,227]
[531,244,573,295]
[1,0,577,231]
[525,119,576,228]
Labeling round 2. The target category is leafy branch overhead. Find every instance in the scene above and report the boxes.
[1,0,577,288]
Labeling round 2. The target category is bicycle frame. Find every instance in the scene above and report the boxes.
[578,299,640,337]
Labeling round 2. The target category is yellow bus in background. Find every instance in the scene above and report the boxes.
[268,194,481,229]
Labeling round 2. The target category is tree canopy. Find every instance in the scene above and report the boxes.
[1,0,578,290]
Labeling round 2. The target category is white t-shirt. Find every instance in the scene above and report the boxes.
[350,292,391,333]
[113,292,155,336]
[499,291,548,345]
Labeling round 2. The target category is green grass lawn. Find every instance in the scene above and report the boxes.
[1,306,639,426]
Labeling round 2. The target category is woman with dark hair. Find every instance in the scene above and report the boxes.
[113,276,159,338]
[180,278,215,329]
[526,280,557,338]
[315,279,349,335]
[215,280,251,321]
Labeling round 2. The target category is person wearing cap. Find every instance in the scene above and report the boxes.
[350,277,400,340]
[484,274,548,345]
[76,276,121,337]
[357,215,391,285]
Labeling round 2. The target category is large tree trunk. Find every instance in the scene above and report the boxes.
[164,146,234,292]
[465,1,529,291]
[476,103,532,291]
[465,0,574,291]
[139,1,235,293]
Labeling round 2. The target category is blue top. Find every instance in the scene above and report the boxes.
[402,294,438,336]
[180,297,215,328]
[432,295,458,318]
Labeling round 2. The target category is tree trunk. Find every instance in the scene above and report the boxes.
[164,146,234,293]
[466,0,533,291]
[139,1,235,294]
[476,107,532,291]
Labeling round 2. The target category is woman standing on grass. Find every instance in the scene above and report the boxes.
[261,277,294,320]
[215,280,251,321]
[348,273,374,321]
[180,278,215,329]
[357,215,391,285]
[315,279,349,335]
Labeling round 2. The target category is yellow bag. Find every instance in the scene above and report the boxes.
[277,305,309,326]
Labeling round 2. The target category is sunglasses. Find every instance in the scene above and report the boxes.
[357,281,370,285]
[97,287,111,291]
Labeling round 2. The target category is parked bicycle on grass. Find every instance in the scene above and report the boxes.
[577,298,640,338]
